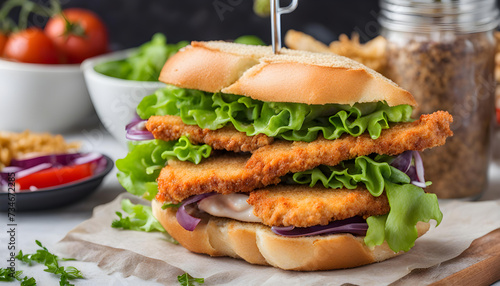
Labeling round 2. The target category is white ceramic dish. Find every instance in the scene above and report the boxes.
[82,49,165,147]
[0,58,94,132]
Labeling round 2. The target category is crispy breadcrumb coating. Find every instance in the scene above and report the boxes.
[146,115,274,152]
[158,154,266,203]
[246,111,453,185]
[247,185,390,227]
[156,111,452,203]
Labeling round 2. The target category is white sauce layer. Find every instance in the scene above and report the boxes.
[198,193,262,223]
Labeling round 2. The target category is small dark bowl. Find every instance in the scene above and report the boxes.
[0,155,114,211]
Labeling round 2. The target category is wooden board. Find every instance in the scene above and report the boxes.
[390,228,500,286]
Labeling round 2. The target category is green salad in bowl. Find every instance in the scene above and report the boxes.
[93,33,188,81]
[83,33,189,146]
[84,34,265,146]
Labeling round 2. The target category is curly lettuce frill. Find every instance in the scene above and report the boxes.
[291,156,442,252]
[116,137,211,200]
[137,86,414,142]
[292,156,410,197]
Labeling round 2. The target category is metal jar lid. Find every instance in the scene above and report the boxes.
[379,0,500,33]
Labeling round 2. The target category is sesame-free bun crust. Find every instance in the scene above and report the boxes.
[158,43,259,93]
[159,41,417,107]
[152,199,430,271]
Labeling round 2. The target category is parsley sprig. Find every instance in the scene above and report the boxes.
[0,268,36,286]
[177,273,204,286]
[15,240,83,286]
[111,199,179,245]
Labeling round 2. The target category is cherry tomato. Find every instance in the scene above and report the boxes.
[45,8,108,64]
[16,162,94,190]
[3,27,59,64]
[0,32,7,56]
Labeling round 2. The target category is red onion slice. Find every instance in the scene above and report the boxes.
[411,181,427,188]
[126,119,155,141]
[1,166,22,186]
[391,151,427,188]
[15,163,53,179]
[391,151,412,173]
[406,166,418,182]
[272,216,368,237]
[412,151,425,184]
[176,193,216,231]
[73,152,103,166]
[10,153,82,169]
[74,152,107,174]
[125,113,144,130]
[1,166,23,173]
[0,152,107,188]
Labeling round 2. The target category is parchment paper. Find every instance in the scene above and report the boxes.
[56,193,500,286]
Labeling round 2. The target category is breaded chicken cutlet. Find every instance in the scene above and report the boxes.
[155,111,452,203]
[247,185,390,228]
[146,115,274,152]
[117,41,453,270]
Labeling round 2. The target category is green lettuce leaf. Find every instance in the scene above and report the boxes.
[94,33,188,81]
[292,155,442,252]
[116,137,211,200]
[112,199,165,232]
[161,136,212,164]
[365,182,442,252]
[292,156,409,197]
[137,86,413,142]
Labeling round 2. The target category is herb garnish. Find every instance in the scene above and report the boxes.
[15,240,83,286]
[177,273,204,286]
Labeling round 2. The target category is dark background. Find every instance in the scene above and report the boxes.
[1,0,382,50]
[3,0,500,50]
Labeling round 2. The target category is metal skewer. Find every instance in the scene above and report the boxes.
[271,0,298,54]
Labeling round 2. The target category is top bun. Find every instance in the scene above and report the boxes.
[159,41,417,107]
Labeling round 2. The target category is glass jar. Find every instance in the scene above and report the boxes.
[379,0,499,199]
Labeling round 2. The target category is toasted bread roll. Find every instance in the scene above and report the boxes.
[159,41,416,107]
[159,42,261,93]
[152,199,430,271]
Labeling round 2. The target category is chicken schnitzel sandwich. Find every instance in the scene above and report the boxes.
[116,41,453,271]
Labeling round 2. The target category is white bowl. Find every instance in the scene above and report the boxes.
[0,59,94,132]
[82,50,166,146]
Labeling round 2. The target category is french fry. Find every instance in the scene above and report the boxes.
[284,29,331,53]
[284,29,387,74]
[0,130,80,169]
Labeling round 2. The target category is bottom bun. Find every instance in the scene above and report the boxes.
[152,199,430,271]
